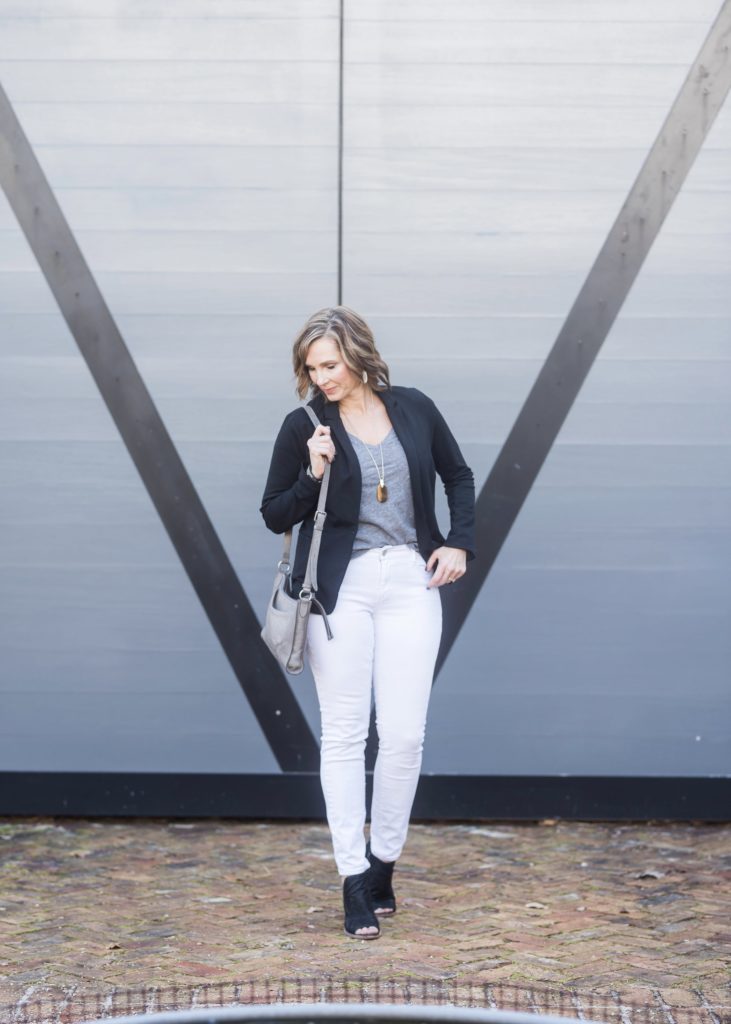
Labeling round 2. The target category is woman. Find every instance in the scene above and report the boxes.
[260,306,475,940]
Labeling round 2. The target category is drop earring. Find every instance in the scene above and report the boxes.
[362,370,368,383]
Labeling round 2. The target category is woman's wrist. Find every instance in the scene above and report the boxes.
[306,463,324,483]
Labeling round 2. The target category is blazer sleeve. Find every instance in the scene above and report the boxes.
[260,410,321,534]
[428,397,476,560]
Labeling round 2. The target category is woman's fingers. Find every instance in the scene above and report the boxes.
[307,425,336,464]
[425,547,467,587]
[427,563,458,588]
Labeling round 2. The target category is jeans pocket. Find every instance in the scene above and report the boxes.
[412,547,429,573]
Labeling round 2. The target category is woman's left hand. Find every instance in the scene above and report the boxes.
[425,546,467,588]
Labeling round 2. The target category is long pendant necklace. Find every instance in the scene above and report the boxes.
[342,409,389,502]
[364,441,388,503]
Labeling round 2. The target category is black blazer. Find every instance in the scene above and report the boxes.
[260,385,476,615]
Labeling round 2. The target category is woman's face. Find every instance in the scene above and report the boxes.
[305,336,362,401]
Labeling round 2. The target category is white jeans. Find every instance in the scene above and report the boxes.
[306,544,443,876]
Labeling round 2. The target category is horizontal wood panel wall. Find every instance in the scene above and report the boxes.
[341,0,731,776]
[0,1,340,773]
[0,0,729,802]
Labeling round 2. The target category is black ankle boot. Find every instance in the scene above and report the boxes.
[366,841,397,916]
[342,867,380,940]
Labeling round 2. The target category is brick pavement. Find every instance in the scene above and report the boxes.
[0,818,729,1019]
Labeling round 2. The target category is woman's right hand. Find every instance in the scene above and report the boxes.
[307,425,336,479]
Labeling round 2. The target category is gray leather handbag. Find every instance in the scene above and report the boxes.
[260,405,334,674]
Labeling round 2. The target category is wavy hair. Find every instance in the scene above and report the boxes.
[292,306,391,400]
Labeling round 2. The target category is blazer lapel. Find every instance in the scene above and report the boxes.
[315,396,362,521]
[378,389,422,500]
[320,399,358,475]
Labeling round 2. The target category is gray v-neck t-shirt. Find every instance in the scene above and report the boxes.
[346,427,419,557]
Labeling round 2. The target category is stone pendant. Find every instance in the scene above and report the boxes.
[377,480,388,503]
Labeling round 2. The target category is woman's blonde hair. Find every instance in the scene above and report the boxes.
[292,305,391,400]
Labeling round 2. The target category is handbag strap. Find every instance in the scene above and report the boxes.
[280,404,331,595]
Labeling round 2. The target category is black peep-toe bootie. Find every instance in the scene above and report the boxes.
[366,841,397,916]
[342,868,380,940]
